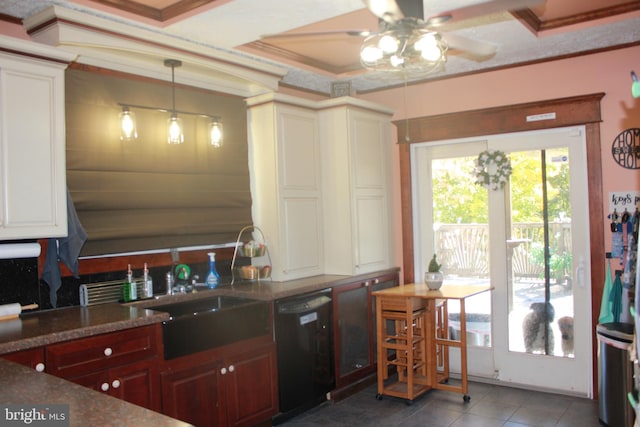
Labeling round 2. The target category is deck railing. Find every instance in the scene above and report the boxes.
[434,222,572,282]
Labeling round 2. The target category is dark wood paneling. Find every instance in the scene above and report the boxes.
[396,93,604,144]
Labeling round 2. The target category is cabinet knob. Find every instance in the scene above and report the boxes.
[112,379,121,389]
[101,382,109,392]
[220,367,227,375]
[228,365,235,373]
[364,281,370,287]
[35,363,45,372]
[103,347,113,357]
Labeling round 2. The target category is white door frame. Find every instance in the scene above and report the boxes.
[410,126,593,397]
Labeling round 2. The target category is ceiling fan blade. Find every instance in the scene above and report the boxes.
[361,0,404,24]
[426,0,545,27]
[441,33,497,58]
[261,29,374,40]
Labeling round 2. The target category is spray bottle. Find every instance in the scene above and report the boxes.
[206,252,220,289]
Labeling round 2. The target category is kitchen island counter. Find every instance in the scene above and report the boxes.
[0,303,168,354]
[0,358,190,426]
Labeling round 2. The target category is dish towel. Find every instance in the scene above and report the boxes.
[42,190,87,308]
[611,270,623,323]
[598,262,614,324]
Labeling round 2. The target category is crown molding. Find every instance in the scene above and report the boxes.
[23,5,288,97]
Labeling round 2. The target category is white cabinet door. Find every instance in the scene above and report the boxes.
[0,48,69,240]
[320,102,393,275]
[247,95,323,281]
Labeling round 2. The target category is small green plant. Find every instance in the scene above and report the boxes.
[428,254,441,272]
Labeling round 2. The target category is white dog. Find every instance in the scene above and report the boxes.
[557,316,574,356]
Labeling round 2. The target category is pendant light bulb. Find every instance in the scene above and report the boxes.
[168,114,184,144]
[210,120,223,148]
[119,106,137,141]
[378,34,399,54]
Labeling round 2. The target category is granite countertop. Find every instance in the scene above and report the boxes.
[0,303,168,354]
[0,269,399,355]
[129,273,355,309]
[0,358,191,427]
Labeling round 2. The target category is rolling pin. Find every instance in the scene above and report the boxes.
[0,303,38,321]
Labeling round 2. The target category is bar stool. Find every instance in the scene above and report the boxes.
[376,296,430,402]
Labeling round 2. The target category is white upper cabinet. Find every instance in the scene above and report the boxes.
[0,36,75,240]
[247,93,394,279]
[320,100,394,275]
[247,94,323,281]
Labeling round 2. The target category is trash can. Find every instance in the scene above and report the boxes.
[597,322,635,427]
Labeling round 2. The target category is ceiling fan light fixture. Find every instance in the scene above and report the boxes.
[390,54,404,67]
[360,27,447,73]
[378,34,399,54]
[415,33,444,62]
[360,43,383,63]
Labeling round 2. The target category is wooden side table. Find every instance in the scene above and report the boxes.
[373,284,492,403]
[376,295,430,401]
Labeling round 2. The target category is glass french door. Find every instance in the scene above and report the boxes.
[411,126,592,396]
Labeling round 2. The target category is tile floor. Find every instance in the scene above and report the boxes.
[281,379,601,427]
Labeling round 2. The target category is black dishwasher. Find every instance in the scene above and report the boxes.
[273,288,334,424]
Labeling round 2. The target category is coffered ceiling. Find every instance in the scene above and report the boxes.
[1,0,639,94]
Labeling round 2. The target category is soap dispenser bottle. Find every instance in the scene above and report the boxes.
[123,264,137,302]
[128,264,137,301]
[143,262,153,298]
[206,252,220,289]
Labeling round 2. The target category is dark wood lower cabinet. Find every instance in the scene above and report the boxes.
[332,270,399,395]
[160,359,223,427]
[69,359,160,411]
[2,325,162,411]
[160,337,278,427]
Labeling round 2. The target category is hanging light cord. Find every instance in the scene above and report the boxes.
[170,63,176,114]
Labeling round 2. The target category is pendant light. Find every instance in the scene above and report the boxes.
[119,106,137,142]
[209,120,223,148]
[117,58,223,147]
[165,59,184,144]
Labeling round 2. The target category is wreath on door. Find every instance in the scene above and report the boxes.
[473,150,512,191]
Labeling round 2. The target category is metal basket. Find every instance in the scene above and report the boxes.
[238,245,266,257]
[234,265,271,281]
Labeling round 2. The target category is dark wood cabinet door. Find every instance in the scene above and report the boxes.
[66,359,160,411]
[160,360,225,427]
[2,347,45,372]
[224,343,278,427]
[332,271,400,391]
[108,359,160,411]
[333,280,371,387]
[46,325,159,379]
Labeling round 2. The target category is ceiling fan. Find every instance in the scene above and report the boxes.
[262,0,544,74]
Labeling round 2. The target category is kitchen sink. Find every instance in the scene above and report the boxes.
[150,295,271,360]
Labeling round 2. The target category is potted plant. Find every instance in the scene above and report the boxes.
[424,254,444,290]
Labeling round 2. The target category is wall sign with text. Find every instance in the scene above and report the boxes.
[612,128,640,169]
[609,191,640,213]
